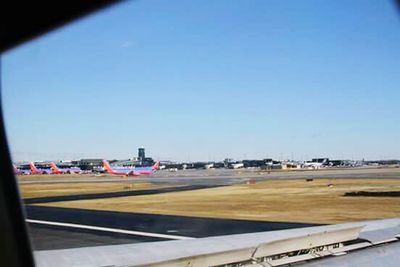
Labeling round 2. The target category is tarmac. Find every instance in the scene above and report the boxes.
[28,223,160,250]
[24,184,217,204]
[22,167,400,251]
[26,206,317,250]
[20,167,400,185]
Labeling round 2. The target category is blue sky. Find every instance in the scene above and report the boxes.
[2,0,400,162]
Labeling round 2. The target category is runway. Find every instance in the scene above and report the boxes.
[23,167,400,251]
[26,206,317,250]
[28,223,162,250]
[19,167,400,186]
[24,184,218,204]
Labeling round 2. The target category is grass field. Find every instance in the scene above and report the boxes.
[20,182,163,198]
[39,178,400,224]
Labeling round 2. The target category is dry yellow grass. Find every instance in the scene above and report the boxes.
[20,182,162,198]
[39,179,400,224]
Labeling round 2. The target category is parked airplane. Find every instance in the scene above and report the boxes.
[50,162,81,174]
[303,161,324,169]
[303,158,329,169]
[13,164,30,175]
[231,162,244,169]
[29,162,53,174]
[102,160,160,176]
[204,163,214,169]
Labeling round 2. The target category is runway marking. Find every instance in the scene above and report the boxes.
[26,219,194,240]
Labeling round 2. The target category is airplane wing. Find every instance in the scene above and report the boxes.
[34,218,400,267]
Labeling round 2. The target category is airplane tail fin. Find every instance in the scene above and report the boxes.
[50,162,60,172]
[102,160,113,173]
[152,161,160,170]
[29,162,38,172]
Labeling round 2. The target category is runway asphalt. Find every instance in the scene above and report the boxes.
[23,167,399,251]
[26,206,318,250]
[19,167,400,186]
[28,223,162,250]
[24,184,219,204]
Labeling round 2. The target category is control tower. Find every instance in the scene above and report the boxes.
[138,147,145,160]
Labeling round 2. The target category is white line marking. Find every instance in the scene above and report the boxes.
[26,219,194,240]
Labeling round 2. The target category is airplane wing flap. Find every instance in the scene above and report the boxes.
[299,241,400,267]
[252,226,363,258]
[359,225,400,244]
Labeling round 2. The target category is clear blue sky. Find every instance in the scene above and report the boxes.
[2,0,400,162]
